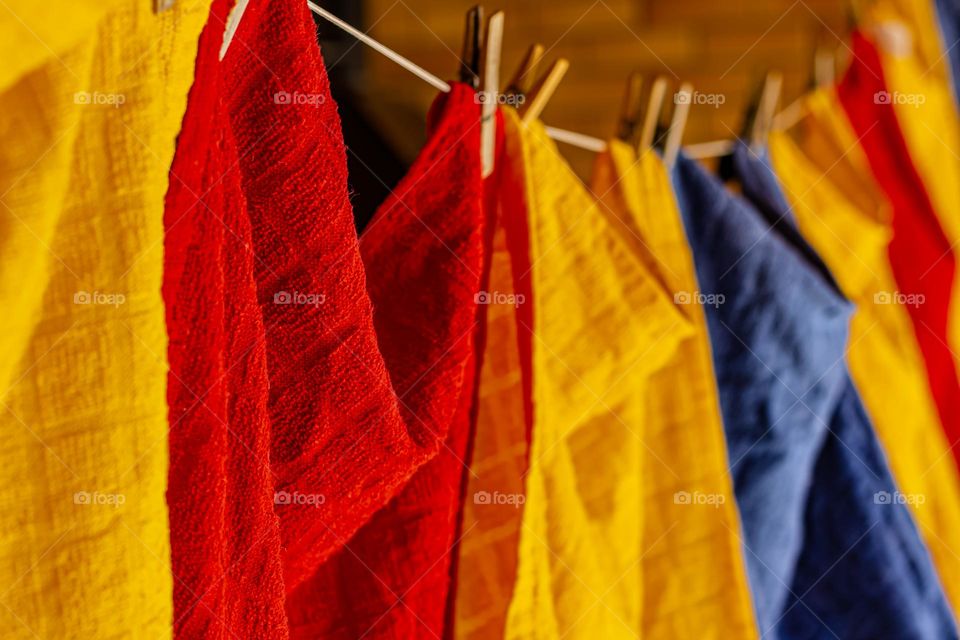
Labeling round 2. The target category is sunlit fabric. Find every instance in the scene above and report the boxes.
[590,141,760,639]
[0,0,209,637]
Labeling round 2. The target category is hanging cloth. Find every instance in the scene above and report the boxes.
[164,0,286,636]
[165,0,486,636]
[860,15,960,382]
[838,31,960,472]
[767,91,960,617]
[0,0,124,93]
[283,83,488,640]
[590,141,760,639]
[0,1,209,637]
[934,0,960,104]
[854,0,954,88]
[455,109,534,640]
[672,148,957,639]
[497,107,693,639]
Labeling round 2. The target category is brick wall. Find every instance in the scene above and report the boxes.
[351,0,849,176]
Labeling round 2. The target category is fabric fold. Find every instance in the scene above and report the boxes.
[497,108,694,639]
[861,16,960,390]
[0,0,210,637]
[768,97,960,618]
[454,109,533,640]
[590,140,760,640]
[165,0,286,637]
[166,0,487,635]
[838,31,960,472]
[285,83,487,640]
[856,0,953,88]
[672,146,957,639]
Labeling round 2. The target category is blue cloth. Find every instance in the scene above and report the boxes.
[669,145,957,640]
[936,0,960,106]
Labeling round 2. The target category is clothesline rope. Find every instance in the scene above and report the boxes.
[307,2,767,158]
[307,2,611,152]
[308,2,452,93]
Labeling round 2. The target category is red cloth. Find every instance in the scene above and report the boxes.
[164,0,287,637]
[838,31,960,463]
[286,87,488,640]
[164,0,487,636]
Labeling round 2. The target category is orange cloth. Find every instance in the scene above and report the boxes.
[455,219,531,640]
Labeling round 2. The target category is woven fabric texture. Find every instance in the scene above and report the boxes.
[769,95,960,618]
[673,146,956,639]
[838,31,960,473]
[499,108,692,639]
[165,1,486,635]
[591,141,760,640]
[0,0,209,637]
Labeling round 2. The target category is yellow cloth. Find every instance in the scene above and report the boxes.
[455,219,530,639]
[864,13,960,368]
[772,89,960,619]
[855,0,952,86]
[498,107,746,640]
[592,141,761,640]
[0,1,209,637]
[0,1,124,94]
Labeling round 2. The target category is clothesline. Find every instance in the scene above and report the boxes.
[307,2,746,159]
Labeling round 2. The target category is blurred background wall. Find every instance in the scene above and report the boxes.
[316,0,851,224]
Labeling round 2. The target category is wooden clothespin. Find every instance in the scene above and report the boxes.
[616,72,644,142]
[459,6,485,89]
[504,43,546,98]
[154,0,175,12]
[638,76,669,152]
[814,44,836,89]
[480,11,504,178]
[663,82,692,169]
[747,71,783,150]
[520,58,570,124]
[219,0,251,60]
